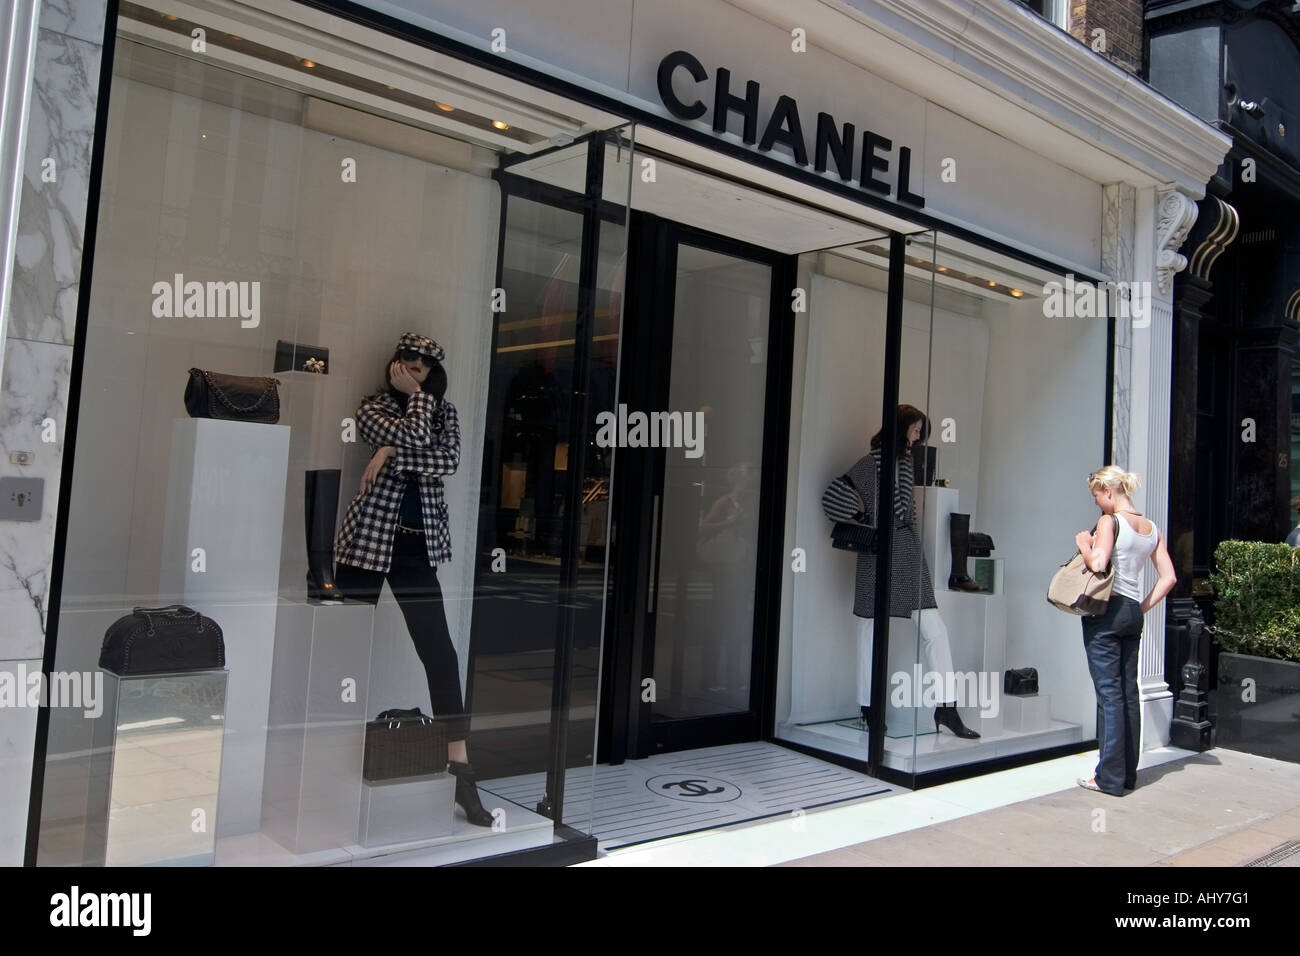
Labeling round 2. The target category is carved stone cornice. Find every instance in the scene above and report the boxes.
[1156,187,1200,294]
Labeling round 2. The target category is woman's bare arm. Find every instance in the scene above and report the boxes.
[1141,529,1177,614]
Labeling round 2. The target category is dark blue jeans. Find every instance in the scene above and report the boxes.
[1081,595,1144,795]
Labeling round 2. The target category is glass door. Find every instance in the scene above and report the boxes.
[611,214,795,757]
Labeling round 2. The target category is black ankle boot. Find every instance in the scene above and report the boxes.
[448,761,494,827]
[305,470,344,604]
[935,703,980,739]
[858,705,872,729]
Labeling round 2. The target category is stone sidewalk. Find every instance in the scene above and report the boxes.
[779,748,1300,867]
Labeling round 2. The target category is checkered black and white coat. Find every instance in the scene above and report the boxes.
[334,390,460,572]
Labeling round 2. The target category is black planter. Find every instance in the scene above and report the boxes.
[1215,652,1300,764]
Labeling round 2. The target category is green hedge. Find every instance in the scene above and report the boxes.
[1210,540,1300,664]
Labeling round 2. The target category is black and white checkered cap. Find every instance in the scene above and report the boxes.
[397,331,445,363]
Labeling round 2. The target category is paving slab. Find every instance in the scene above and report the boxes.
[781,748,1300,867]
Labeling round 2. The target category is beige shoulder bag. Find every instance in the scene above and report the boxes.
[1046,515,1118,616]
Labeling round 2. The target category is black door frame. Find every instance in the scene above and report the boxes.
[598,211,797,761]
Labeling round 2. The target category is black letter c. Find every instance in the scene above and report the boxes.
[657,50,708,121]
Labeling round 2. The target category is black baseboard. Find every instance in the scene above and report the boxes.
[771,735,1099,790]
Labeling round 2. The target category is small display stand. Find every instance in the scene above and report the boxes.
[1002,692,1053,733]
[85,669,228,866]
[358,774,456,847]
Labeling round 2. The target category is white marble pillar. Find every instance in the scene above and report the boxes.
[0,0,109,867]
[1101,183,1135,471]
[1128,185,1198,749]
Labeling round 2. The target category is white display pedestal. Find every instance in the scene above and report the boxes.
[262,600,374,854]
[883,577,1007,739]
[882,486,1006,740]
[159,418,290,838]
[919,485,962,589]
[358,774,456,847]
[85,669,227,866]
[1002,693,1052,733]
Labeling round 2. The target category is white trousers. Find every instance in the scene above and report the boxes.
[857,608,956,707]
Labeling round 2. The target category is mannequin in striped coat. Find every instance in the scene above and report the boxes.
[822,405,979,740]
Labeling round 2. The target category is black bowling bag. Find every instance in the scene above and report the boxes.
[99,605,225,676]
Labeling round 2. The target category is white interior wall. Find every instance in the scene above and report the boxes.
[974,299,1109,734]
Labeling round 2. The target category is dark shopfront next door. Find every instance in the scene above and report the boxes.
[600,212,796,763]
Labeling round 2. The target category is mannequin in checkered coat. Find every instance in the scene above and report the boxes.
[334,332,494,826]
[822,405,979,740]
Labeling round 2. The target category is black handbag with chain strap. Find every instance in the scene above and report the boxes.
[99,605,226,676]
[184,368,281,423]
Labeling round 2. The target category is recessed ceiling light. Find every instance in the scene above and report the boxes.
[163,14,178,20]
[435,101,455,111]
[988,280,997,287]
[493,120,509,130]
[936,266,947,272]
[1010,289,1024,297]
[300,58,317,68]
[228,34,242,40]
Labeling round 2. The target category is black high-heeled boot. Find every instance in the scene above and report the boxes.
[935,702,980,739]
[947,513,983,592]
[448,761,494,827]
[858,705,872,730]
[305,470,344,604]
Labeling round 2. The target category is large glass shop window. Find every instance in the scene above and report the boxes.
[778,232,1110,782]
[36,27,617,866]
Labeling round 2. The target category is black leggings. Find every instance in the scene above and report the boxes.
[335,532,468,741]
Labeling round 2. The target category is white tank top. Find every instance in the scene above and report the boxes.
[1111,513,1158,602]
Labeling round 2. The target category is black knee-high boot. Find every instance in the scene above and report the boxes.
[305,469,344,603]
[948,513,983,592]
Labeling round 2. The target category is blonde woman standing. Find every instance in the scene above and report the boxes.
[1074,466,1176,796]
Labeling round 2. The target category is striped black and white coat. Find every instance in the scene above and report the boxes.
[821,445,936,619]
[334,390,460,572]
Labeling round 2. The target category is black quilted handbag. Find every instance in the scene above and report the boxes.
[184,368,281,423]
[1004,667,1039,696]
[99,605,225,676]
[828,471,878,553]
[363,707,449,782]
[831,522,878,553]
[969,531,995,557]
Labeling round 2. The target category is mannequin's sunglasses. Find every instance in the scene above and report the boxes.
[398,348,434,367]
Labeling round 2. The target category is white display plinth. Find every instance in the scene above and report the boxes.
[883,577,1007,739]
[919,485,962,588]
[1001,693,1052,733]
[159,418,290,838]
[262,600,374,854]
[359,774,456,847]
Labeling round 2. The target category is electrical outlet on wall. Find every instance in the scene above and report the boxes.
[0,477,44,520]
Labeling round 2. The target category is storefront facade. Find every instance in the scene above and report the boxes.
[1,0,1230,866]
